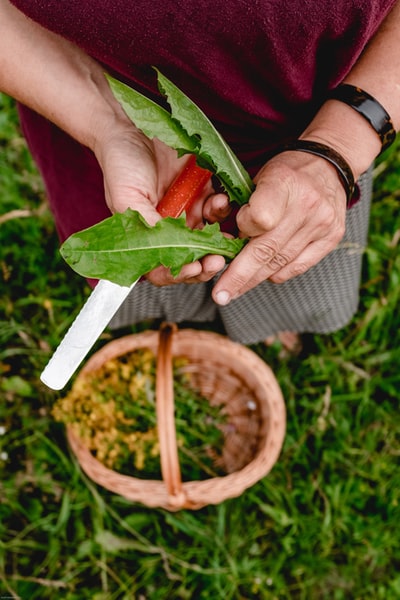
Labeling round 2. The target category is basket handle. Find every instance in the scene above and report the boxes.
[156,322,186,508]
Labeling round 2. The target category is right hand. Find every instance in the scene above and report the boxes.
[0,2,229,286]
[93,121,230,285]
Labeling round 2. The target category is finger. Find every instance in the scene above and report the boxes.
[213,219,344,304]
[235,169,291,237]
[176,255,226,284]
[202,193,231,224]
[269,237,340,284]
[212,203,343,304]
[223,187,346,299]
[147,252,226,286]
[212,235,299,304]
[213,206,309,303]
[194,254,226,281]
[171,255,225,283]
[146,261,203,286]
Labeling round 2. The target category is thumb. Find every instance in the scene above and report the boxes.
[105,182,162,226]
[236,176,289,237]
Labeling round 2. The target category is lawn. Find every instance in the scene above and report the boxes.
[0,92,399,600]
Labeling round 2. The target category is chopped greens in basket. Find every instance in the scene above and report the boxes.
[52,348,228,480]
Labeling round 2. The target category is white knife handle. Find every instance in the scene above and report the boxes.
[40,156,213,391]
[40,279,137,390]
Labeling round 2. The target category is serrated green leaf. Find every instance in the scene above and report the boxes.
[156,69,254,205]
[60,209,246,286]
[106,71,254,204]
[105,74,197,156]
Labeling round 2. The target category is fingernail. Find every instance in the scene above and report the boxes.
[215,290,231,306]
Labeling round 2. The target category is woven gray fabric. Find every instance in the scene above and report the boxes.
[109,170,372,343]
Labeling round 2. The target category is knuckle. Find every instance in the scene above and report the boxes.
[334,222,346,243]
[270,261,309,283]
[322,205,338,228]
[268,253,290,270]
[323,221,345,248]
[228,271,249,289]
[237,205,276,232]
[319,202,343,228]
[251,239,279,263]
[291,261,310,277]
[269,272,287,284]
[253,210,277,231]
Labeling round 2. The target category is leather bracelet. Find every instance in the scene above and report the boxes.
[327,84,396,154]
[273,140,355,206]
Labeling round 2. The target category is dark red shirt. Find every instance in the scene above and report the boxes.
[11,0,396,240]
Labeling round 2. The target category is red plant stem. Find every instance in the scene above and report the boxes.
[157,154,212,218]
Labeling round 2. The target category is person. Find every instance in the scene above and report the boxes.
[1,0,398,345]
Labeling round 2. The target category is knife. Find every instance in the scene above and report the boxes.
[40,155,211,390]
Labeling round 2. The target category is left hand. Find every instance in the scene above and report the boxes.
[212,147,347,305]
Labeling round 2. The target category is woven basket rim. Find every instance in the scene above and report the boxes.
[66,328,286,510]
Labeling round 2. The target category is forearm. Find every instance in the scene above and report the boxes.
[301,0,400,180]
[0,0,130,150]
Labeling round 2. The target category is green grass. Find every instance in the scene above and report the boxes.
[1,91,400,599]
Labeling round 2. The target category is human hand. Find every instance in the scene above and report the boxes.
[212,147,348,305]
[94,122,230,285]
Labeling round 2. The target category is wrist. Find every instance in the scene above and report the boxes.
[270,140,355,206]
[67,68,131,152]
[300,98,382,180]
[327,84,396,154]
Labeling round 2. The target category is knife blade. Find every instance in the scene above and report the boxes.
[40,155,211,390]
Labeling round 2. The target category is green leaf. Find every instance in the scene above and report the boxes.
[60,209,246,286]
[65,72,252,286]
[106,71,254,205]
[105,74,197,156]
[156,69,254,205]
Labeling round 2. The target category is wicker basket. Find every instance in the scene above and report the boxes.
[67,323,286,511]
